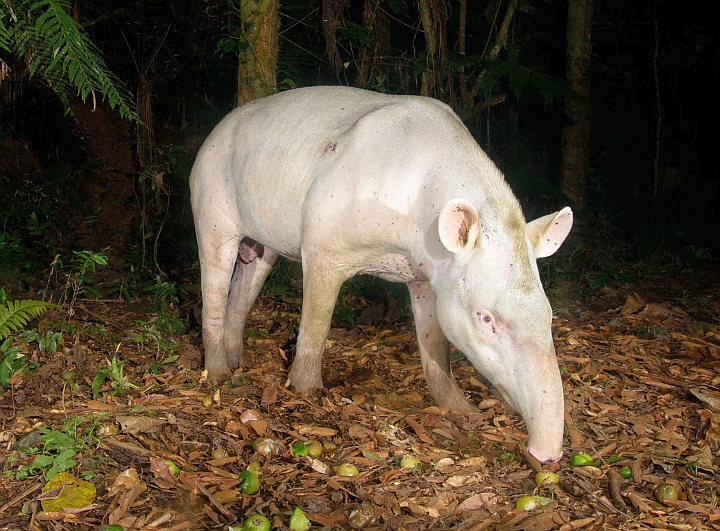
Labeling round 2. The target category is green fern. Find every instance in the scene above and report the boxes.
[0,0,136,120]
[0,300,56,341]
[475,55,569,104]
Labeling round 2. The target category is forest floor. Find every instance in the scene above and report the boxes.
[0,261,719,531]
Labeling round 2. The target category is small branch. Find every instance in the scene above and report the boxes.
[607,468,628,512]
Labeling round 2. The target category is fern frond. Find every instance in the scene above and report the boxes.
[0,300,56,340]
[4,0,137,121]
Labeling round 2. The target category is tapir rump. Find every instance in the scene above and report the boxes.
[190,86,573,462]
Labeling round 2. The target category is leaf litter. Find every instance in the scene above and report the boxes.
[0,272,719,531]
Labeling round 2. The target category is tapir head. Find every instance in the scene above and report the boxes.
[434,198,573,462]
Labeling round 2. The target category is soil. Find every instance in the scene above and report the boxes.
[0,263,719,531]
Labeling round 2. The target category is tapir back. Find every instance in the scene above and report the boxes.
[190,86,489,261]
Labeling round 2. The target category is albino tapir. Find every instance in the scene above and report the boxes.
[190,86,573,462]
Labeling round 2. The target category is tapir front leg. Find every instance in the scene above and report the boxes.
[224,248,279,369]
[287,254,349,393]
[408,281,476,413]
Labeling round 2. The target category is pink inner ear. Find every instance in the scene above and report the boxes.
[531,207,573,258]
[439,199,479,253]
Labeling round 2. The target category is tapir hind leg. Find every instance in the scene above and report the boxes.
[408,281,476,413]
[224,247,279,370]
[287,253,348,394]
[196,229,241,381]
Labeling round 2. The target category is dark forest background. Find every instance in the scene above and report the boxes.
[0,0,717,299]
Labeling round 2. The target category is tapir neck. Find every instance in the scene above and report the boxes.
[407,159,525,284]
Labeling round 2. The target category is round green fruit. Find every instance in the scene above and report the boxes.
[534,471,559,485]
[163,459,180,477]
[654,483,679,505]
[244,514,271,531]
[400,455,422,471]
[292,441,308,457]
[336,463,359,477]
[305,441,323,458]
[515,495,541,511]
[569,452,595,467]
[289,507,311,531]
[618,466,632,479]
[239,469,260,495]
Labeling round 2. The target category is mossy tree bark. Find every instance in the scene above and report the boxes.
[236,0,279,106]
[560,0,594,211]
[418,0,450,100]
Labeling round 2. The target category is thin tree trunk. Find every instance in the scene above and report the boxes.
[237,0,279,106]
[560,0,594,211]
[418,0,450,100]
[458,0,468,106]
[323,0,350,81]
[465,0,519,107]
[357,0,390,88]
[651,0,662,196]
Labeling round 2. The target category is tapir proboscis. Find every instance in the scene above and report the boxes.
[190,86,573,462]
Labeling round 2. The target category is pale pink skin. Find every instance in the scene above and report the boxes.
[190,86,573,462]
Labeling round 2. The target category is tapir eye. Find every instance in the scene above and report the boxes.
[478,312,495,331]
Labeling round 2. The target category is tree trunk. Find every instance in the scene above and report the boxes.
[418,0,450,100]
[356,0,391,88]
[237,0,279,106]
[560,0,594,211]
[323,0,350,81]
[457,0,468,106]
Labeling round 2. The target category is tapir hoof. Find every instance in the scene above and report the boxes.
[286,369,324,395]
[205,365,233,383]
[428,383,478,413]
[438,396,478,414]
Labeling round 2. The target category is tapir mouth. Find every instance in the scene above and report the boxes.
[490,370,564,463]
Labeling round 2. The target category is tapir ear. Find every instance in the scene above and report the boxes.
[526,206,573,258]
[439,198,480,253]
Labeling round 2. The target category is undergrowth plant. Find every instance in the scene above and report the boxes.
[91,352,143,399]
[133,316,184,361]
[0,290,56,341]
[19,329,63,356]
[45,250,107,312]
[144,274,186,313]
[0,336,31,386]
[11,416,104,480]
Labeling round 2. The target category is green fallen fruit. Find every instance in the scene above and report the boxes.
[292,441,308,457]
[238,469,260,495]
[244,514,271,531]
[305,441,323,458]
[654,483,679,505]
[104,526,125,531]
[289,507,311,531]
[618,466,632,479]
[534,471,559,485]
[569,452,595,467]
[321,440,338,455]
[399,455,422,471]
[163,459,180,477]
[515,495,541,511]
[336,463,359,477]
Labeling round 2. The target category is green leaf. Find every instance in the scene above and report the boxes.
[0,300,56,340]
